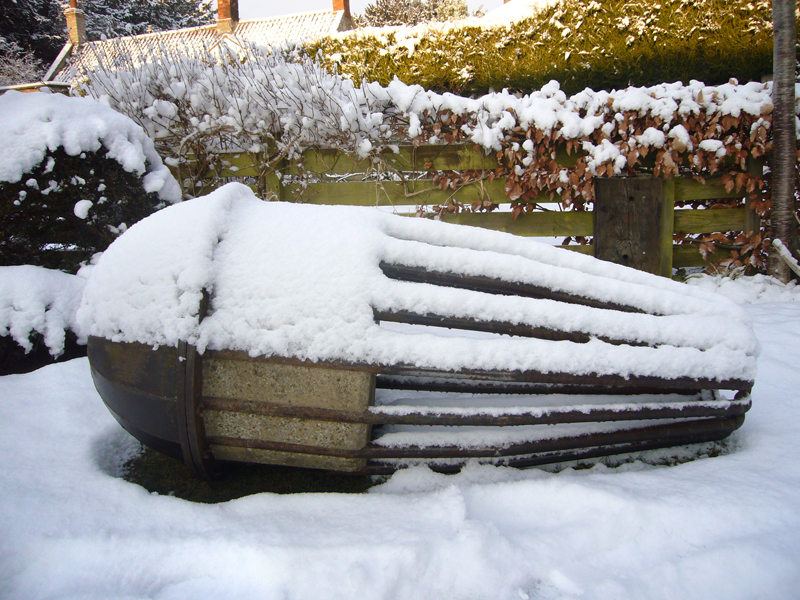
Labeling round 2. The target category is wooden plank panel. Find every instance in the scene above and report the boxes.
[283,179,515,206]
[672,244,712,268]
[557,244,593,254]
[594,177,663,274]
[211,145,581,177]
[216,154,261,177]
[674,207,748,234]
[660,178,676,277]
[674,176,745,202]
[441,210,594,237]
[285,145,498,175]
[285,181,568,206]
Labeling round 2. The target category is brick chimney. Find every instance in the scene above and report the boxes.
[333,0,351,20]
[65,0,87,45]
[217,0,239,34]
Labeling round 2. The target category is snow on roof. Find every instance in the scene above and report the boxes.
[78,183,758,383]
[53,10,351,82]
[328,0,560,48]
[0,90,180,203]
[235,11,351,45]
[481,0,561,26]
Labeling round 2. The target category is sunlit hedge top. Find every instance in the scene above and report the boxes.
[307,0,775,95]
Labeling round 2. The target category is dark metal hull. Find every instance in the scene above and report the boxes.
[88,336,751,478]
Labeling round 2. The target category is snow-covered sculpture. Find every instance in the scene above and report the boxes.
[81,183,757,476]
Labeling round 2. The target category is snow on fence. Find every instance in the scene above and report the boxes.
[189,144,764,276]
[75,45,781,275]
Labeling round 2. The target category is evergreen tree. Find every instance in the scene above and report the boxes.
[0,0,66,65]
[0,146,167,273]
[0,0,215,68]
[81,0,215,41]
[358,0,469,28]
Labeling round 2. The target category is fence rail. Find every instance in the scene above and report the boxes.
[185,143,761,276]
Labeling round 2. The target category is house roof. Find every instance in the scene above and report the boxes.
[481,0,560,26]
[50,10,352,83]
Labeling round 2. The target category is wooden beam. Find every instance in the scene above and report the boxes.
[660,178,676,277]
[674,207,748,234]
[441,210,593,237]
[673,175,746,202]
[594,177,664,274]
[672,244,712,268]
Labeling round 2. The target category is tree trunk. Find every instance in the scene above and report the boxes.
[768,0,798,283]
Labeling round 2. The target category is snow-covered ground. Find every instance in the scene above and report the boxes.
[0,277,798,599]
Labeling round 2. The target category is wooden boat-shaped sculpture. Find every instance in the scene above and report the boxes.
[80,183,757,477]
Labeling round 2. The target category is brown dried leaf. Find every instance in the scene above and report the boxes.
[725,177,735,194]
[735,172,747,192]
[506,182,523,201]
[701,233,728,243]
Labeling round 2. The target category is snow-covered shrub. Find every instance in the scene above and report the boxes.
[0,40,44,87]
[0,90,181,273]
[80,0,214,41]
[0,265,86,374]
[310,0,773,96]
[357,0,469,28]
[76,40,793,273]
[75,40,394,198]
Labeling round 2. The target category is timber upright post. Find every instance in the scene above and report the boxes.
[594,177,674,277]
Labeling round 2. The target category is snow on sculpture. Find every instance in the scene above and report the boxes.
[80,183,758,475]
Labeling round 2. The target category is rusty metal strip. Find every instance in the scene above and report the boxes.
[177,341,216,478]
[201,395,751,427]
[204,348,754,393]
[375,366,754,394]
[363,430,741,475]
[379,261,647,314]
[375,375,702,396]
[176,341,196,474]
[374,308,655,347]
[374,309,593,343]
[176,289,217,479]
[206,415,744,461]
[361,415,745,460]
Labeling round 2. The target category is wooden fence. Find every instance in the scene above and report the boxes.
[187,143,762,277]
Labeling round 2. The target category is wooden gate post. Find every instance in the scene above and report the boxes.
[594,177,674,277]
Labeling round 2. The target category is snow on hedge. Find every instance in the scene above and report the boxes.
[0,90,180,203]
[79,183,758,382]
[79,42,786,170]
[0,266,86,356]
